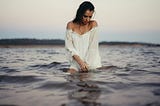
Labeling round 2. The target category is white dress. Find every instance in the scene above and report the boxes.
[65,27,102,71]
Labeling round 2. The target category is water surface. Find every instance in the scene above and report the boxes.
[0,45,160,106]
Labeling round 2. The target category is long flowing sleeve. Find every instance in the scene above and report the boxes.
[65,29,79,62]
[85,27,102,69]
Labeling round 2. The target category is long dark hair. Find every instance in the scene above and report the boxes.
[73,1,95,24]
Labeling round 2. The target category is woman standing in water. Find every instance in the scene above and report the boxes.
[65,1,101,73]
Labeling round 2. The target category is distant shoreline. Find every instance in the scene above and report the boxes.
[0,39,159,48]
[0,45,65,48]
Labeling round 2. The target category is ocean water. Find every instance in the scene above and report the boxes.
[0,45,160,106]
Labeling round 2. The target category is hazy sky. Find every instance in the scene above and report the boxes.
[0,0,160,44]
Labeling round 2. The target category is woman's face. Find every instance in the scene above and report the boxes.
[82,9,94,25]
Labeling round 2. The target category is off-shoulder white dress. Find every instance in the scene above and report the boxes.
[65,27,102,71]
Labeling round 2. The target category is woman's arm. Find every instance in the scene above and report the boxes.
[72,55,89,72]
[85,21,102,69]
[65,22,89,71]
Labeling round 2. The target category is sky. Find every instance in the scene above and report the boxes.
[0,0,160,44]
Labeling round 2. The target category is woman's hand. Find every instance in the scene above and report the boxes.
[79,61,89,72]
[73,55,89,72]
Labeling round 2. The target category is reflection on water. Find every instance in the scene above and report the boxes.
[67,72,101,106]
[0,46,160,106]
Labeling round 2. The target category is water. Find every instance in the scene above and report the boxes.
[0,45,160,106]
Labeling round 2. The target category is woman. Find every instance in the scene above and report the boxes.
[65,1,102,73]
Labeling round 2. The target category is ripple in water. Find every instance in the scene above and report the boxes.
[0,75,43,83]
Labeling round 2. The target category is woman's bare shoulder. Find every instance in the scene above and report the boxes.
[90,20,98,28]
[66,21,74,29]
